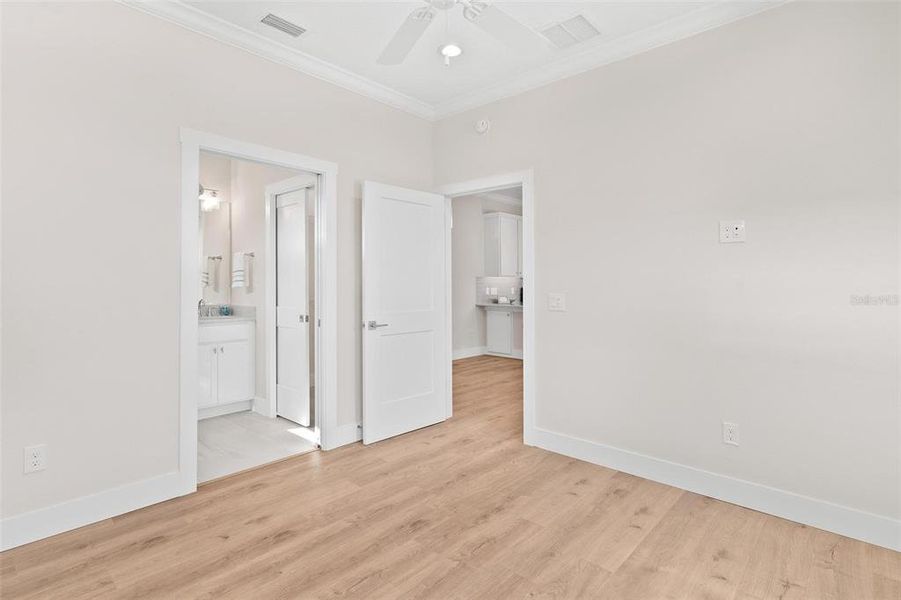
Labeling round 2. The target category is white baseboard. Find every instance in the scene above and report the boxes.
[0,470,188,551]
[326,422,362,450]
[198,399,252,420]
[529,427,900,551]
[485,350,523,360]
[453,346,486,360]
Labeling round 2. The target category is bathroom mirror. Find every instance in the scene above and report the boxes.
[199,152,232,306]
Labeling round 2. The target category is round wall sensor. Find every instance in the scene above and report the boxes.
[475,119,490,134]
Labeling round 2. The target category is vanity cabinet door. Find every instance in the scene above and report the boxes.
[486,310,512,355]
[198,343,218,409]
[217,339,254,405]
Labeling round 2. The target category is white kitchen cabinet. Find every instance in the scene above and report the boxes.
[516,217,523,275]
[198,319,255,417]
[483,213,522,277]
[486,309,514,355]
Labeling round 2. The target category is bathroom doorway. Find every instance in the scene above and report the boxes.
[195,153,319,483]
[180,129,339,491]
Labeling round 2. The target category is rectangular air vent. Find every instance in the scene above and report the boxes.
[260,13,306,38]
[540,14,600,49]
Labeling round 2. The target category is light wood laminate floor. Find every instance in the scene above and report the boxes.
[1,356,898,599]
[198,412,317,483]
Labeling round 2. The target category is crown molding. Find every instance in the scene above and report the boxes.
[432,1,786,119]
[118,0,437,121]
[120,1,783,123]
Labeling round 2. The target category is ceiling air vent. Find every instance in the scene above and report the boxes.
[260,13,307,38]
[540,14,600,49]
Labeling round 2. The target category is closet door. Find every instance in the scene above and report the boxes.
[276,188,311,426]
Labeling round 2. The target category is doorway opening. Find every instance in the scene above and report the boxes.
[195,152,320,483]
[179,130,338,493]
[440,172,535,443]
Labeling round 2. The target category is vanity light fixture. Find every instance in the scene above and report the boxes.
[199,185,221,212]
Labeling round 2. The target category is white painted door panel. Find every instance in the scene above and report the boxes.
[362,181,448,445]
[484,214,500,276]
[499,215,519,277]
[198,343,217,409]
[217,339,254,404]
[276,190,311,426]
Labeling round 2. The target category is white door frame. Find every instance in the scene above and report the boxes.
[264,175,319,444]
[437,170,536,445]
[179,128,339,495]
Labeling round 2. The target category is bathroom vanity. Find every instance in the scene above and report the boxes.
[198,317,255,419]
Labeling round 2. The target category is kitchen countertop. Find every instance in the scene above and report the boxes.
[476,303,523,311]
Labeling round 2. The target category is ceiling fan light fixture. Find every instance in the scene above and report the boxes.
[439,42,462,66]
[440,43,462,58]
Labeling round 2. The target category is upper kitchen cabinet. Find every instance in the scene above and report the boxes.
[483,212,522,277]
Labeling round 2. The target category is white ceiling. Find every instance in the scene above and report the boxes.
[127,1,781,120]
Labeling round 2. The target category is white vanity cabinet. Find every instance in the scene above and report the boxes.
[198,319,255,415]
[483,212,522,277]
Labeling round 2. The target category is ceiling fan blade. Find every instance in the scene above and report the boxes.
[464,2,538,51]
[377,6,436,65]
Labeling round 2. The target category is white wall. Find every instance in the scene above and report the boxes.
[436,0,900,526]
[0,1,432,519]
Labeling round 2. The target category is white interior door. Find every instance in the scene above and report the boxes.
[276,188,311,426]
[362,181,448,444]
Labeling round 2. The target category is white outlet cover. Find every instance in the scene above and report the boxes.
[24,444,48,473]
[547,292,567,312]
[722,422,740,446]
[719,220,746,243]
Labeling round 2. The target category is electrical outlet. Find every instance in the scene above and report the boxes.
[547,292,567,312]
[24,444,48,473]
[719,220,746,243]
[722,422,739,446]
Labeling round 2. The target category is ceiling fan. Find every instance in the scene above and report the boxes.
[377,0,538,66]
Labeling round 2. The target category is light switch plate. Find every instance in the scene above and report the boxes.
[719,220,746,243]
[547,292,567,312]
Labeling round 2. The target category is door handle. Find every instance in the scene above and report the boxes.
[367,320,388,330]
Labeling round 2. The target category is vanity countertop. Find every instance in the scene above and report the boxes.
[476,303,523,311]
[199,316,256,325]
